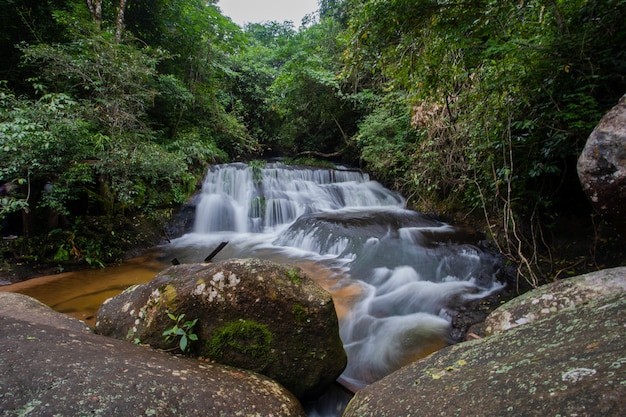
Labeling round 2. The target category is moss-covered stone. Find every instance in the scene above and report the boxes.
[95,259,347,400]
[293,304,307,324]
[206,319,273,372]
[286,268,303,285]
[0,293,305,417]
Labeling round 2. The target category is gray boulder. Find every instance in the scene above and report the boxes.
[484,266,626,335]
[95,259,347,399]
[343,273,626,417]
[578,93,626,237]
[0,292,305,417]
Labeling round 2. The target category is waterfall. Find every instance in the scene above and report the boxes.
[172,162,504,414]
[193,162,404,234]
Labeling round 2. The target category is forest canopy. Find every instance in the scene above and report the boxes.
[1,0,625,281]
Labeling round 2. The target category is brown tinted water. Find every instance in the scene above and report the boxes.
[0,253,359,328]
[0,253,169,327]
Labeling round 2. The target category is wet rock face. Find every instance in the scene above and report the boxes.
[95,259,347,400]
[343,270,626,417]
[578,94,626,237]
[163,194,199,239]
[0,292,305,417]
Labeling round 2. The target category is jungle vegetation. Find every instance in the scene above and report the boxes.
[1,0,625,284]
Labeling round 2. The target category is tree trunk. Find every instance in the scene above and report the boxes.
[543,0,566,34]
[115,0,128,43]
[86,0,102,28]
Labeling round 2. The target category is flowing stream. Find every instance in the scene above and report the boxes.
[1,162,505,416]
[169,162,504,414]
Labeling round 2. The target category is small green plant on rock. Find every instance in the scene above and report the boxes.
[162,313,198,353]
[286,268,303,285]
[249,160,266,184]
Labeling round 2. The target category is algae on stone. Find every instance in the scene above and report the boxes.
[206,319,273,372]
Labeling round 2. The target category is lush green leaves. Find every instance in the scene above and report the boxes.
[341,0,626,281]
[163,313,199,353]
[344,0,626,215]
[266,17,359,155]
[0,0,241,265]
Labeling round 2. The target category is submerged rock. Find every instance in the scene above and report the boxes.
[95,259,347,399]
[344,271,626,417]
[0,292,305,417]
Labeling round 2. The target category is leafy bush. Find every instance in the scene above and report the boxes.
[343,0,626,284]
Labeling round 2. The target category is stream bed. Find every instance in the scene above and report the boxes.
[1,162,506,416]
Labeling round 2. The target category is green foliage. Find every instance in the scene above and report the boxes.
[342,0,626,282]
[354,94,418,190]
[263,18,359,156]
[0,0,241,261]
[219,21,297,155]
[162,313,199,353]
[165,128,228,173]
[292,304,307,324]
[48,219,106,268]
[20,33,164,139]
[282,157,336,169]
[0,89,94,218]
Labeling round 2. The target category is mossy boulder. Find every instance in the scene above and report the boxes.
[343,271,626,417]
[95,259,347,399]
[0,292,305,417]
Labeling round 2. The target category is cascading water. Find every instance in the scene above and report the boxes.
[193,162,404,234]
[170,162,504,416]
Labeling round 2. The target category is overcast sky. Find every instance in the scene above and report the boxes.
[217,0,319,27]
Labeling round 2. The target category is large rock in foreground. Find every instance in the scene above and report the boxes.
[344,273,626,417]
[95,259,347,399]
[578,93,626,237]
[484,266,626,335]
[0,292,305,417]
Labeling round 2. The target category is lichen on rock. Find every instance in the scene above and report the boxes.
[343,269,626,417]
[0,292,305,417]
[484,266,626,335]
[95,259,347,399]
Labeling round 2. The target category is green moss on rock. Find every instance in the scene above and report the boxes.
[205,320,273,372]
[286,268,303,285]
[293,304,307,324]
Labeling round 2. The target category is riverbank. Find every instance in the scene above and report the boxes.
[0,206,185,286]
[0,245,162,286]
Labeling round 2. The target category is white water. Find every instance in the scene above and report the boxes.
[193,162,403,234]
[169,162,504,413]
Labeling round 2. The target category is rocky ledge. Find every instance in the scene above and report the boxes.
[0,292,305,416]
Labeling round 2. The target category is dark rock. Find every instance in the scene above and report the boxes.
[344,278,626,416]
[578,93,626,237]
[274,208,488,251]
[95,259,347,400]
[163,194,200,240]
[0,292,305,417]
